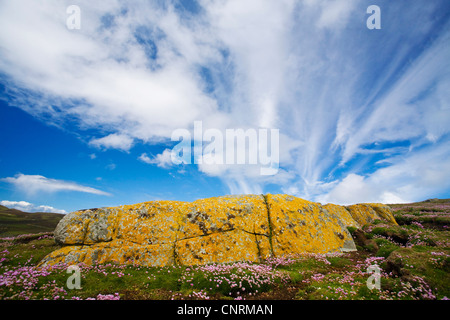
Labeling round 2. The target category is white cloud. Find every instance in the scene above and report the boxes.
[1,174,111,196]
[0,0,219,142]
[316,174,379,205]
[105,163,116,171]
[89,134,134,152]
[0,200,67,214]
[139,149,173,168]
[138,153,152,164]
[316,142,450,205]
[315,172,413,206]
[316,0,359,29]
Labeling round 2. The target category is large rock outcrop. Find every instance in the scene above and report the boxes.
[39,194,397,267]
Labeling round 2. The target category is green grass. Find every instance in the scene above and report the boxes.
[373,238,399,258]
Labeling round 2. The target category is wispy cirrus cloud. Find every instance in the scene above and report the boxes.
[316,142,450,205]
[1,174,111,196]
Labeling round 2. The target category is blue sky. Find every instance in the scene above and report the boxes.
[0,0,450,213]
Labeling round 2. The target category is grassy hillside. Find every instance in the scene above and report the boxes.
[0,205,64,237]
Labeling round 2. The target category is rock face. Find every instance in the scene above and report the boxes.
[39,194,397,267]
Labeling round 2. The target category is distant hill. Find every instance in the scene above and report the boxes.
[388,198,450,208]
[0,205,64,237]
[420,198,450,203]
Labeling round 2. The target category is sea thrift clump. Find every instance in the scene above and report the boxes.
[411,221,424,229]
[430,251,450,267]
[178,261,290,298]
[265,255,298,267]
[189,289,210,300]
[95,293,120,300]
[311,273,325,282]
[312,253,332,265]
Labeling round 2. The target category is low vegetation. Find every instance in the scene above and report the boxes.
[0,200,448,300]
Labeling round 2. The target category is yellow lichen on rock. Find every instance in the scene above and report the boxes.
[322,203,360,228]
[178,195,269,238]
[176,230,262,265]
[175,195,271,264]
[346,203,398,227]
[41,240,175,267]
[53,207,122,245]
[39,194,397,267]
[116,201,183,245]
[367,203,398,225]
[266,194,356,255]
